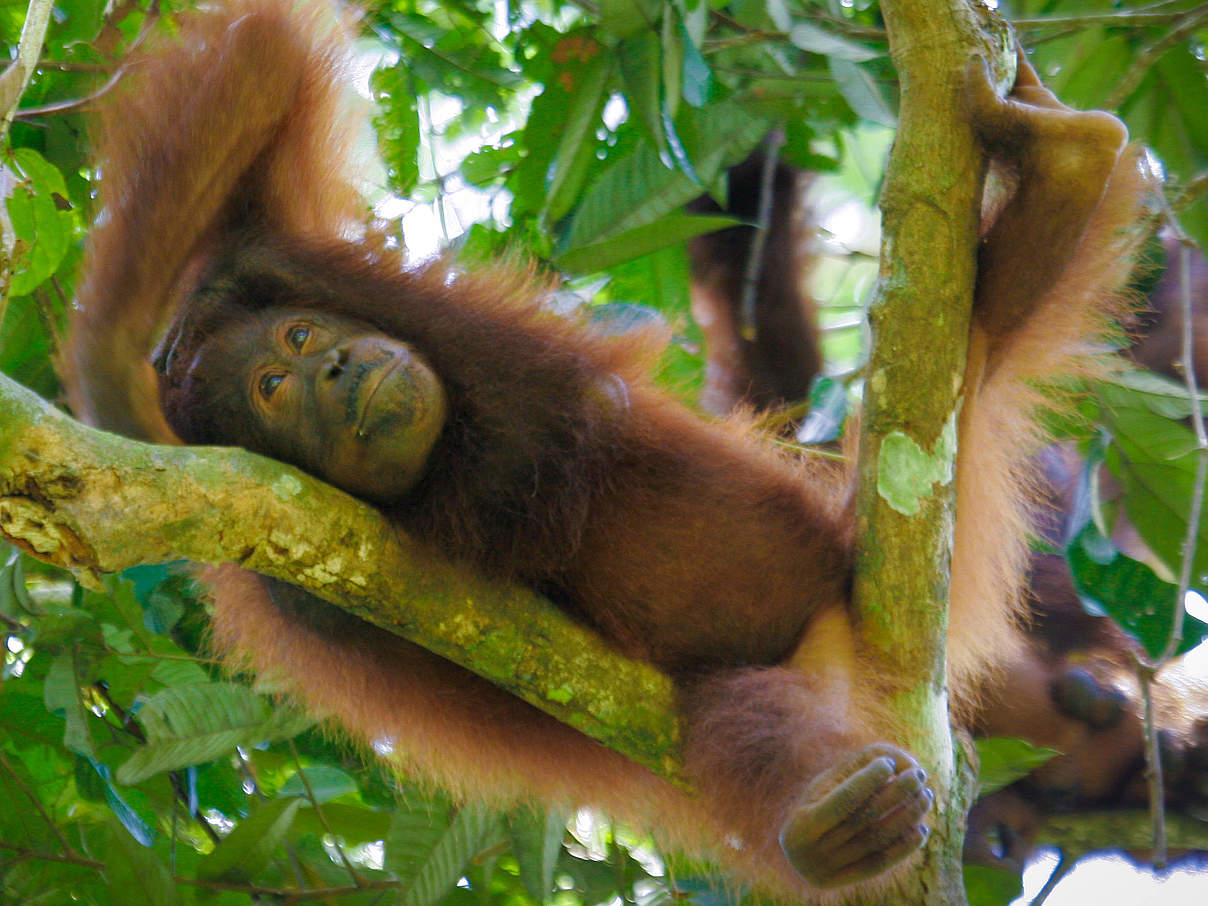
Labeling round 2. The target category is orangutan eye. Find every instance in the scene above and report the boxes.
[259,372,286,399]
[286,325,311,351]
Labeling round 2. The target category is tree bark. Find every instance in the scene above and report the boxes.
[850,1,1014,902]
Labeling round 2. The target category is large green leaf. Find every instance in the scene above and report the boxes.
[507,805,570,902]
[1094,374,1208,587]
[89,760,156,846]
[386,798,503,906]
[385,791,454,891]
[973,737,1059,796]
[545,53,612,222]
[372,64,422,197]
[1067,525,1208,659]
[103,820,181,906]
[600,0,659,40]
[789,22,880,63]
[557,212,740,273]
[279,763,359,802]
[828,58,895,128]
[44,652,94,757]
[5,148,76,297]
[964,863,1023,906]
[198,796,304,882]
[0,294,59,398]
[508,28,608,221]
[117,682,313,783]
[560,101,766,254]
[618,29,695,180]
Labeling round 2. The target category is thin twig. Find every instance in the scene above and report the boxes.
[15,5,160,121]
[1137,660,1168,868]
[94,682,224,846]
[1103,5,1208,109]
[35,59,118,73]
[1132,185,1208,869]
[1029,850,1075,905]
[288,739,363,888]
[1173,170,1208,215]
[739,127,785,339]
[14,68,125,118]
[0,841,400,899]
[236,747,309,889]
[0,0,55,137]
[1015,10,1202,30]
[1160,192,1207,664]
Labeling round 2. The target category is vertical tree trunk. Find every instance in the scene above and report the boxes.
[851,3,1012,903]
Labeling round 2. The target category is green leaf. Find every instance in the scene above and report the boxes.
[619,31,669,157]
[1135,52,1208,188]
[0,751,61,849]
[600,0,659,40]
[1067,525,1208,659]
[372,64,422,196]
[149,657,211,688]
[198,796,304,882]
[292,801,392,844]
[508,29,607,221]
[459,142,522,189]
[0,548,35,619]
[796,376,848,445]
[963,863,1022,906]
[5,148,76,297]
[828,58,895,128]
[0,687,65,750]
[0,293,60,397]
[103,820,181,906]
[1100,369,1205,421]
[90,760,156,846]
[44,652,94,757]
[545,54,611,222]
[557,213,741,273]
[117,682,313,783]
[506,805,570,902]
[660,9,682,121]
[973,737,1059,796]
[385,791,454,889]
[788,23,880,63]
[607,240,692,318]
[1099,391,1208,588]
[561,101,766,251]
[279,764,358,802]
[677,16,712,108]
[387,798,503,906]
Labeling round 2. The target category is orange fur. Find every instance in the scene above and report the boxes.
[950,151,1153,700]
[687,155,821,416]
[61,2,1156,900]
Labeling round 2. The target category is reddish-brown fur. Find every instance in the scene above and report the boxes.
[61,1,1154,900]
[687,154,822,416]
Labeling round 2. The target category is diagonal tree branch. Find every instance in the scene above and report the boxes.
[0,371,683,783]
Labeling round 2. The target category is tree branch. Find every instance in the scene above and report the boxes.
[0,0,54,136]
[851,1,1011,902]
[1035,809,1208,858]
[0,371,684,784]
